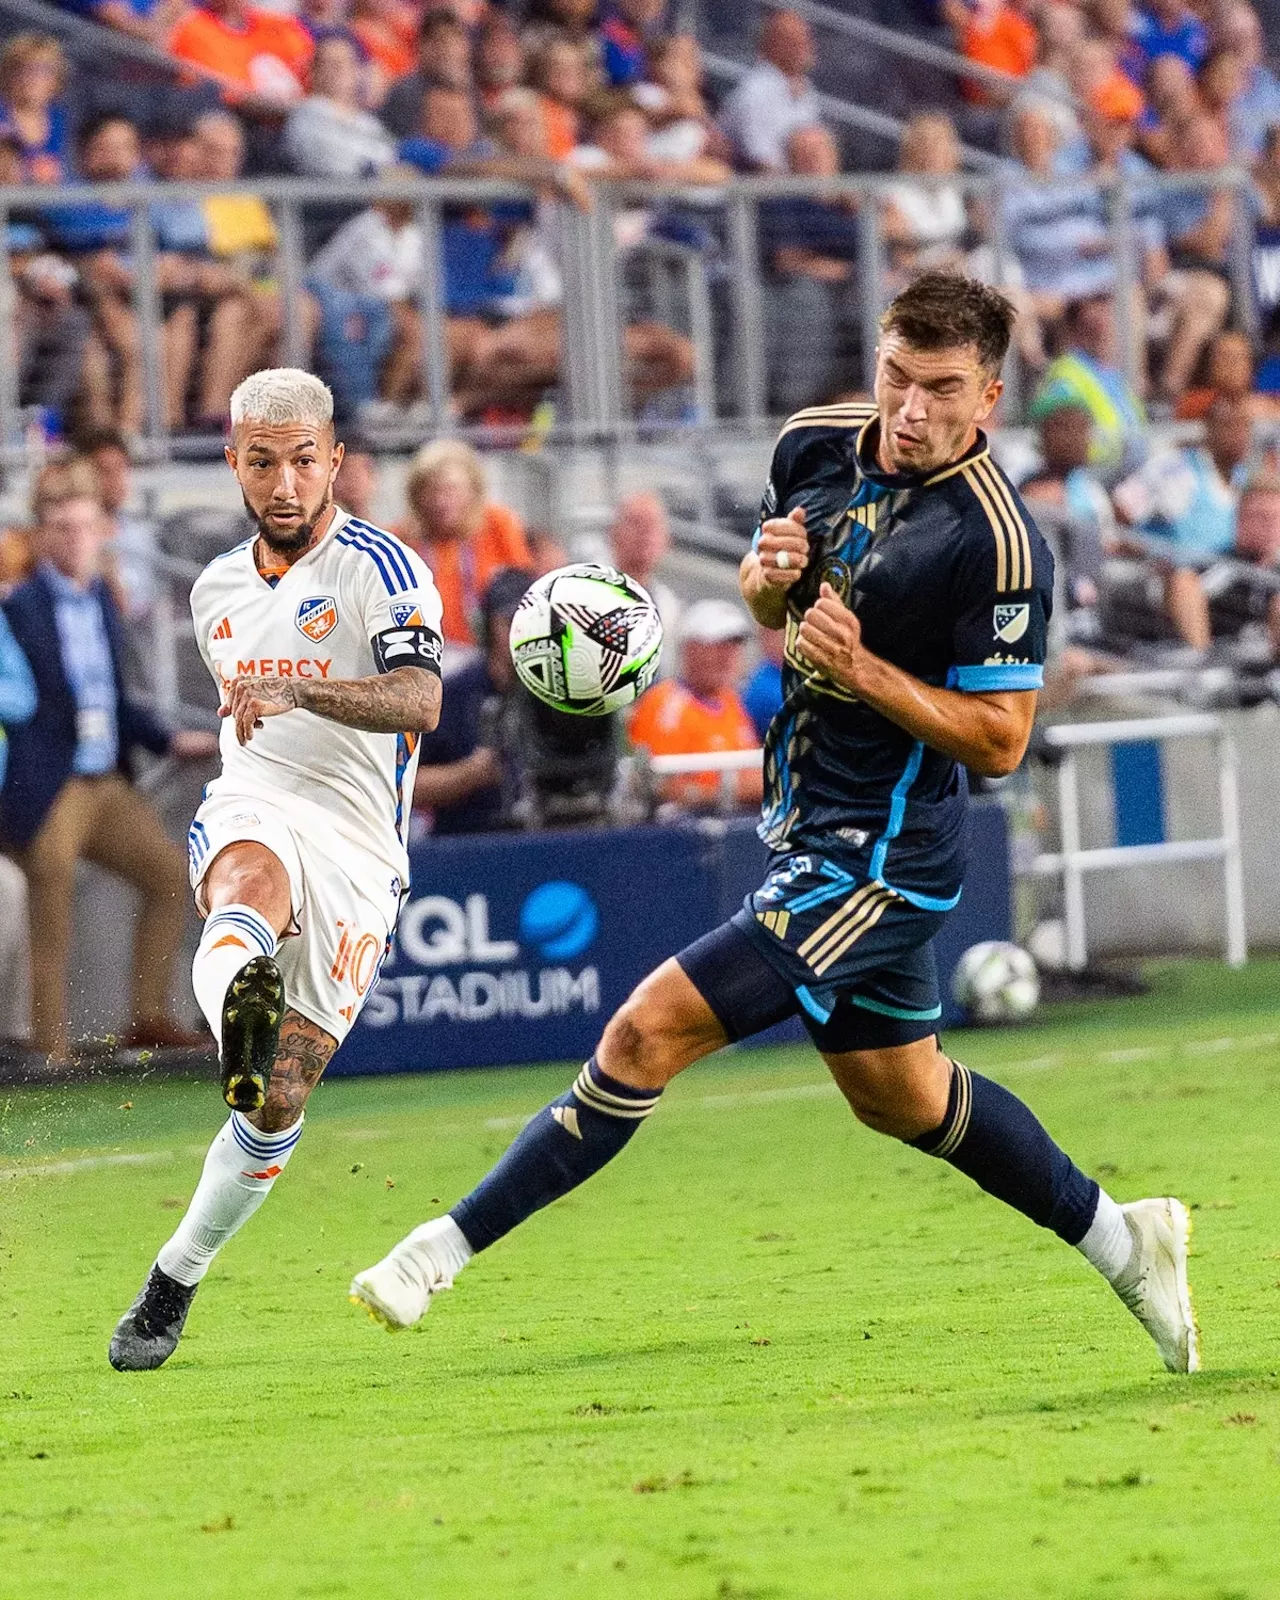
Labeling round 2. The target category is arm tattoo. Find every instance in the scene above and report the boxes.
[292,667,442,734]
[248,1009,337,1133]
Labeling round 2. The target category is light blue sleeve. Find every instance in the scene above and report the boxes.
[0,612,36,725]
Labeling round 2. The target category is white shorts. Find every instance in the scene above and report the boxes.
[188,791,405,1045]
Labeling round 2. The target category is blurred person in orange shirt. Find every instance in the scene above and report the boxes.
[397,439,532,646]
[168,0,313,112]
[944,0,1037,104]
[628,598,762,811]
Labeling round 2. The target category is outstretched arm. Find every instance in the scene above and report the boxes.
[221,667,442,744]
[797,585,1036,778]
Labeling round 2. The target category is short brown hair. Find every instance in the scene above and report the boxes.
[32,458,101,522]
[880,271,1017,375]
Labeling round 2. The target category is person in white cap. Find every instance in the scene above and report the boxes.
[625,597,762,810]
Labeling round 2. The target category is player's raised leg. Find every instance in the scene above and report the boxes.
[349,956,735,1330]
[110,1008,337,1370]
[823,1040,1197,1373]
[191,840,291,1112]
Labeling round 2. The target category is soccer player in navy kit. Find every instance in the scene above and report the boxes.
[353,274,1198,1375]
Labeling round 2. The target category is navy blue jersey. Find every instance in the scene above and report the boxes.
[756,401,1054,908]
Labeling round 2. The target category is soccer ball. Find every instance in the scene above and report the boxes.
[508,563,663,716]
[952,940,1041,1024]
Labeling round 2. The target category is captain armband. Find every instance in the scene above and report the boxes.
[371,625,443,676]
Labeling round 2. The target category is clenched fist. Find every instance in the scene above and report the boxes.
[796,583,866,691]
[755,506,809,588]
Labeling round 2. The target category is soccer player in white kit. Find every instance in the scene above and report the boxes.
[109,369,444,1371]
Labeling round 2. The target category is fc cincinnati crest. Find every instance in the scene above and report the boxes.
[816,554,852,602]
[296,595,338,642]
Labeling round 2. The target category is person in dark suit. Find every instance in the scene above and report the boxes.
[1,468,217,1061]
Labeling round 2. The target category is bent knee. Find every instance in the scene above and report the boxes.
[600,997,695,1088]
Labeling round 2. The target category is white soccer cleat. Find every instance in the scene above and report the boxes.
[1111,1198,1199,1374]
[349,1221,461,1331]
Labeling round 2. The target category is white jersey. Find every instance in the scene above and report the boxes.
[191,508,443,882]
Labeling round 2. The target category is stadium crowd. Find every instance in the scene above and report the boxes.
[3,0,1280,1053]
[0,0,1274,428]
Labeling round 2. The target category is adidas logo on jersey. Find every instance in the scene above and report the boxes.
[211,616,233,641]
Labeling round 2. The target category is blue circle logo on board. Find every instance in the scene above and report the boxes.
[519,882,599,960]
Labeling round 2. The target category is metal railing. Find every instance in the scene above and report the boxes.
[1027,714,1247,971]
[0,165,1261,455]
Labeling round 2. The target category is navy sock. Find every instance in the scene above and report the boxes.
[451,1057,661,1251]
[910,1060,1099,1244]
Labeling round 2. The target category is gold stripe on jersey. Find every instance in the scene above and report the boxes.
[961,463,1012,593]
[783,612,862,704]
[775,402,877,442]
[923,444,990,487]
[973,457,1032,594]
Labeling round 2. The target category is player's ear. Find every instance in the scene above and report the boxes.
[975,374,1003,425]
[330,439,344,478]
[224,443,237,472]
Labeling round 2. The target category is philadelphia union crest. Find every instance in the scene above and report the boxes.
[816,554,853,602]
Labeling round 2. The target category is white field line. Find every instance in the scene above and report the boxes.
[0,1150,172,1180]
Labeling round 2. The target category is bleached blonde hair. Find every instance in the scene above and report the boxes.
[229,368,334,430]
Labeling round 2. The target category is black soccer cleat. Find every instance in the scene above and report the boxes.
[108,1264,197,1371]
[220,955,285,1112]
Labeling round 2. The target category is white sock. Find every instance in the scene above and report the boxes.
[1076,1189,1134,1284]
[401,1215,473,1285]
[156,1112,304,1286]
[192,904,279,1042]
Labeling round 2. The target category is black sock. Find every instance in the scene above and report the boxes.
[909,1060,1099,1244]
[451,1057,661,1251]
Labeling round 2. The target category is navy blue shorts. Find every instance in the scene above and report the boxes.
[676,852,946,1054]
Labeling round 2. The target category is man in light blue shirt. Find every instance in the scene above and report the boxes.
[41,558,120,776]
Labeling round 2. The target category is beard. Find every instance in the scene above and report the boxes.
[244,487,332,555]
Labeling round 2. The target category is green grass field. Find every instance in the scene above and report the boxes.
[2,960,1280,1599]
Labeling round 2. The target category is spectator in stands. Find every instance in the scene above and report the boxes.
[0,469,217,1061]
[0,608,34,1048]
[1137,53,1201,166]
[80,0,187,48]
[521,0,603,65]
[169,0,313,113]
[527,36,592,160]
[601,0,664,88]
[1214,1,1280,158]
[1113,394,1253,650]
[1235,470,1280,567]
[285,32,398,177]
[0,34,69,183]
[527,526,569,573]
[398,441,531,647]
[943,0,1037,104]
[1031,293,1147,481]
[334,437,380,521]
[1199,47,1250,157]
[717,9,821,172]
[740,623,784,744]
[379,12,472,140]
[350,0,418,89]
[476,14,526,113]
[882,114,968,276]
[759,125,862,413]
[572,100,730,186]
[608,492,680,644]
[1003,103,1115,322]
[1091,0,1148,87]
[1174,329,1278,421]
[75,428,161,622]
[8,222,91,438]
[634,33,727,167]
[629,598,761,812]
[1130,0,1209,79]
[1006,2,1085,151]
[1070,37,1147,128]
[1020,400,1116,644]
[414,566,535,833]
[1158,113,1234,401]
[51,112,254,434]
